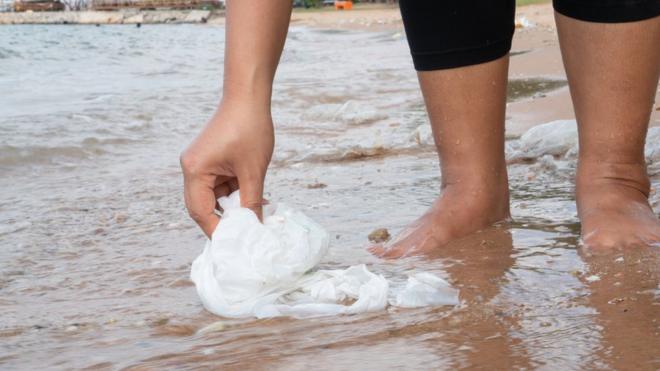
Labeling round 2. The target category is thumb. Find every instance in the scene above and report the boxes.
[237,171,265,221]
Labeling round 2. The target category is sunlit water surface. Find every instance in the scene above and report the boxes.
[0,25,658,370]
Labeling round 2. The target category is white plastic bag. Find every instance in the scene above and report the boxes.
[394,272,460,308]
[190,191,459,319]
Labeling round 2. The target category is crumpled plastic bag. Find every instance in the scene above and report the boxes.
[190,191,459,319]
[393,272,459,308]
[261,264,390,318]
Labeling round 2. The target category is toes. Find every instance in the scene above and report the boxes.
[367,243,386,257]
[581,231,618,249]
[581,230,655,250]
[368,243,411,259]
[381,247,406,259]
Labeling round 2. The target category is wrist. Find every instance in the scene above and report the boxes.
[222,69,274,109]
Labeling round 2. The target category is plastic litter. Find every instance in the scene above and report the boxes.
[393,272,459,308]
[190,191,459,319]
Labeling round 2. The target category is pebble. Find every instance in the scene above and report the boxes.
[368,228,390,243]
[306,182,327,189]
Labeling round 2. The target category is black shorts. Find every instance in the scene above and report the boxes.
[400,0,660,71]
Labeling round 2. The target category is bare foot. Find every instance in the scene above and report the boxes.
[369,180,510,258]
[577,161,660,249]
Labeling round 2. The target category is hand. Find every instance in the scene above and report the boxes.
[181,102,274,238]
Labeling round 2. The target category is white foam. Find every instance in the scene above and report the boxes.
[190,191,459,319]
[509,119,578,161]
[509,121,660,167]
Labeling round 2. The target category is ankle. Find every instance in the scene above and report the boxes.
[441,174,511,219]
[442,162,509,188]
[576,158,650,198]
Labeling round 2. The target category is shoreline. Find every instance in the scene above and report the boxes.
[0,9,222,24]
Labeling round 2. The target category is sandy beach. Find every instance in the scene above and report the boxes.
[1,2,659,369]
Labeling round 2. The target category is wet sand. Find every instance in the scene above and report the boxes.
[1,3,659,370]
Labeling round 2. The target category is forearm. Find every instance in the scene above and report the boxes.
[222,0,292,110]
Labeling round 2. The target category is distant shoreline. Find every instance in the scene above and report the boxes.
[0,9,225,25]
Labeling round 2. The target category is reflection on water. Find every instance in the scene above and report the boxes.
[507,78,567,102]
[0,25,658,369]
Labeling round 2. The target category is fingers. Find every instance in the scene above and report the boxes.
[183,175,221,239]
[213,183,231,199]
[181,151,220,238]
[236,170,265,221]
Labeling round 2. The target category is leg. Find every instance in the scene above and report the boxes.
[554,7,660,248]
[372,1,515,258]
[372,58,511,258]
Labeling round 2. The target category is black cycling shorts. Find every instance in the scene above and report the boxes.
[399,0,660,71]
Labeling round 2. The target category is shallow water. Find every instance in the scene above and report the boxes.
[1,25,658,370]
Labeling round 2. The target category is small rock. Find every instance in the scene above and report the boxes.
[368,228,390,243]
[306,182,327,189]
